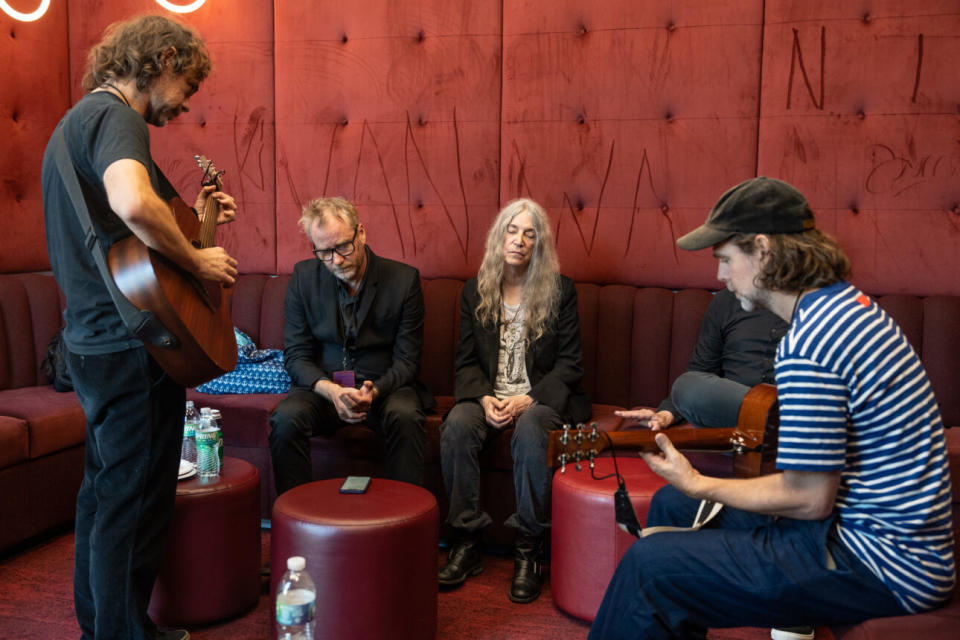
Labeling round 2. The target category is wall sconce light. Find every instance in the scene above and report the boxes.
[1,0,51,22]
[155,0,206,13]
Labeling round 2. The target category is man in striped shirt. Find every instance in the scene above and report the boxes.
[589,177,954,640]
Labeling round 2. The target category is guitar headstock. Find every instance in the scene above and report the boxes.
[546,423,610,472]
[194,154,225,190]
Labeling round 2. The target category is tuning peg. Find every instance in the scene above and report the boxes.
[588,422,600,442]
[560,423,571,446]
[559,452,568,474]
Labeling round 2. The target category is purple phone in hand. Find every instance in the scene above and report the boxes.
[333,370,356,388]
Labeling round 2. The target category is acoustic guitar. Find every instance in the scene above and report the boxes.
[546,383,780,478]
[108,155,237,387]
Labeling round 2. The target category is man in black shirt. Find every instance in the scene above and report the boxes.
[269,197,433,495]
[616,289,787,429]
[42,15,237,640]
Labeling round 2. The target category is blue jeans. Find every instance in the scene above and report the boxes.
[440,401,561,538]
[69,347,184,640]
[671,371,750,428]
[589,485,905,639]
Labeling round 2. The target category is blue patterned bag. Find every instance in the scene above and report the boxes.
[195,328,291,394]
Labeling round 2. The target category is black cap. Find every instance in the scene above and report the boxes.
[677,177,815,251]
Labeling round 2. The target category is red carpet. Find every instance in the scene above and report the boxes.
[0,530,823,639]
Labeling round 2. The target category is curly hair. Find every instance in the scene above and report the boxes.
[732,229,850,293]
[81,15,211,93]
[475,199,561,341]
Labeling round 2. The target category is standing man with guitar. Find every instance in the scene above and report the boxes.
[41,15,237,640]
[590,178,954,639]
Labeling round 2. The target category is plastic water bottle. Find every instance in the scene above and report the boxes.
[195,415,221,478]
[210,408,224,470]
[180,401,198,465]
[276,556,316,640]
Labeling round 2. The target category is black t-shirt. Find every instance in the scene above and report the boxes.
[659,289,789,418]
[41,92,179,354]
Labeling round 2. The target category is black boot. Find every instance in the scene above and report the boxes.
[509,535,543,604]
[438,533,484,588]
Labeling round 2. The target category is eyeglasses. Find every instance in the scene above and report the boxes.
[312,227,358,261]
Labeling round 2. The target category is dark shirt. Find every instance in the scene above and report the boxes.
[41,91,179,355]
[453,275,591,424]
[659,289,789,420]
[282,246,434,409]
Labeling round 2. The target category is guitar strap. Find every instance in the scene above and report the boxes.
[638,499,725,537]
[617,491,724,539]
[52,125,179,350]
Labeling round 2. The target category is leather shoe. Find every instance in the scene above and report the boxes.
[438,536,483,588]
[509,535,543,604]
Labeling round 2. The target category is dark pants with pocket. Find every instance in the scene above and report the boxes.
[269,385,426,495]
[69,347,185,640]
[589,485,906,639]
[440,401,562,538]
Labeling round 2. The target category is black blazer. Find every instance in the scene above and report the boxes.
[282,247,434,410]
[453,275,591,424]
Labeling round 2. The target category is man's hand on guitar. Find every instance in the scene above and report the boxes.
[641,432,702,494]
[194,185,237,225]
[615,408,675,431]
[193,246,238,287]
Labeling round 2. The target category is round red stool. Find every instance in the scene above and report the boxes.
[271,478,438,640]
[149,456,261,626]
[551,456,667,622]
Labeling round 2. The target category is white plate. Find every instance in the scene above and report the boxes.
[179,459,195,476]
[178,467,197,481]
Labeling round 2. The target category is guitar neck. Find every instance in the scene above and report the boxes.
[604,428,744,452]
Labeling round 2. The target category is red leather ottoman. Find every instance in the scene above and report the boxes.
[551,456,667,622]
[149,456,261,626]
[271,478,438,640]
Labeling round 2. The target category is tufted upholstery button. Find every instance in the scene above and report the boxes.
[12,111,18,122]
[660,203,669,214]
[863,13,872,24]
[665,111,674,121]
[418,115,427,126]
[851,204,860,214]
[666,21,676,32]
[577,113,586,124]
[341,33,348,44]
[857,110,866,119]
[200,120,206,127]
[416,29,425,42]
[577,23,588,36]
[576,200,584,211]
[340,117,348,126]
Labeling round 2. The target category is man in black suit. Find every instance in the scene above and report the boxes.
[269,197,433,494]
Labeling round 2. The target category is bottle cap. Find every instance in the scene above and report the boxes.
[287,556,306,571]
[186,400,195,408]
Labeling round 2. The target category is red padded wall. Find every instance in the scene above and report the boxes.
[0,1,70,272]
[274,0,503,278]
[66,0,277,274]
[501,1,764,287]
[2,1,958,296]
[758,1,960,296]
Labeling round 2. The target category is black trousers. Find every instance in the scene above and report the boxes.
[68,347,185,640]
[268,385,426,495]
